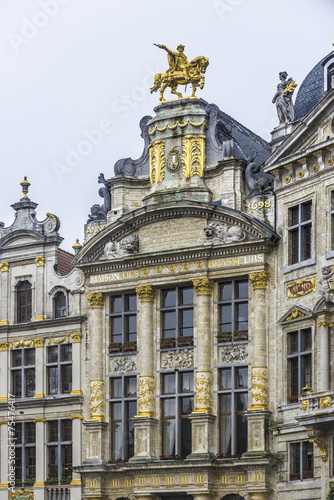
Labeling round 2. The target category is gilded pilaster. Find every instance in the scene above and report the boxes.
[131,285,158,461]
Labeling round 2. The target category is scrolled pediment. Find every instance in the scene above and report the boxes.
[279,305,314,325]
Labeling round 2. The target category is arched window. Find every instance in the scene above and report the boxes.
[17,281,32,323]
[54,291,67,318]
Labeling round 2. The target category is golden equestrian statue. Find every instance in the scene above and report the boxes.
[150,44,209,102]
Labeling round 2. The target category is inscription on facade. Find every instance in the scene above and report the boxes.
[287,278,316,299]
[89,253,265,284]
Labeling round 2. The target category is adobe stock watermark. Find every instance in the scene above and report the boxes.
[52,64,161,183]
[212,0,244,20]
[7,394,16,492]
[8,0,73,53]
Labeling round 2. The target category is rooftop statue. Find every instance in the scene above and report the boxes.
[272,71,298,126]
[87,173,111,223]
[150,44,209,102]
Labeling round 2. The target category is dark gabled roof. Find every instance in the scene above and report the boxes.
[57,249,73,275]
[294,52,333,121]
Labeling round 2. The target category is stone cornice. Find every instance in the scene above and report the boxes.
[0,315,86,333]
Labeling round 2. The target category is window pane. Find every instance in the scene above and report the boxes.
[111,296,122,313]
[301,329,311,351]
[290,442,301,480]
[181,397,193,415]
[127,420,135,458]
[221,283,232,301]
[220,414,231,454]
[127,294,137,311]
[112,402,122,420]
[48,367,58,394]
[163,289,176,308]
[62,444,72,477]
[302,202,312,222]
[26,368,35,396]
[112,422,122,459]
[163,419,175,456]
[55,293,66,317]
[15,448,22,480]
[111,379,122,398]
[236,393,248,413]
[62,345,72,362]
[181,417,191,458]
[62,420,72,441]
[163,399,176,417]
[220,304,232,332]
[62,365,72,393]
[49,422,58,442]
[221,369,231,390]
[236,367,248,388]
[181,288,193,305]
[236,412,247,454]
[181,309,193,336]
[237,303,248,331]
[48,346,58,363]
[290,332,298,354]
[237,281,248,298]
[25,349,35,366]
[127,315,137,342]
[15,423,22,444]
[13,350,22,367]
[181,372,193,392]
[290,206,299,226]
[111,317,122,336]
[26,447,36,478]
[163,374,176,394]
[163,311,176,338]
[13,371,22,397]
[127,401,137,420]
[26,423,35,444]
[220,394,231,413]
[48,445,58,477]
[126,377,137,396]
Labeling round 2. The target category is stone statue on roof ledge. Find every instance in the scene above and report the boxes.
[272,71,298,126]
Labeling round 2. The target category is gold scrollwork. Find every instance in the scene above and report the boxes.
[34,338,45,348]
[307,427,328,461]
[48,336,69,345]
[86,292,104,309]
[180,262,190,271]
[286,309,306,322]
[149,140,165,185]
[167,264,177,273]
[10,340,33,349]
[89,380,105,420]
[302,400,309,411]
[194,371,212,413]
[153,266,164,274]
[35,257,45,267]
[0,342,9,351]
[287,278,316,299]
[0,262,9,272]
[250,368,268,410]
[71,333,82,343]
[10,490,34,500]
[249,271,270,290]
[181,134,206,178]
[195,261,205,269]
[192,278,213,295]
[136,285,155,303]
[320,396,331,409]
[140,268,151,276]
[136,376,155,417]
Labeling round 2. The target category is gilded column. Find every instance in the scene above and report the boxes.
[33,339,45,399]
[317,315,332,391]
[84,292,108,465]
[244,270,271,457]
[131,285,158,461]
[70,333,83,396]
[188,278,215,459]
[0,262,9,325]
[34,257,45,321]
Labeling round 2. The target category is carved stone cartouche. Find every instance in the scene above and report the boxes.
[204,223,245,244]
[104,234,139,259]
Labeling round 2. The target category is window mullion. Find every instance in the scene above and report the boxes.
[231,367,236,454]
[175,375,180,456]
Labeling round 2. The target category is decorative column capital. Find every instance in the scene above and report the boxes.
[71,333,82,343]
[249,271,270,290]
[0,342,9,351]
[34,338,45,348]
[192,278,213,295]
[0,262,9,272]
[136,285,155,302]
[35,256,45,267]
[86,292,104,308]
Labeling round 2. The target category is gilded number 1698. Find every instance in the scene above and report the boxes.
[247,200,271,210]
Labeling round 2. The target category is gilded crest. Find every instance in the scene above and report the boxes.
[167,147,180,173]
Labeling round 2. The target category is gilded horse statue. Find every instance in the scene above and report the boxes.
[150,44,209,102]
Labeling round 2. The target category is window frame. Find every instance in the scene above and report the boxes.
[289,441,314,481]
[108,374,137,460]
[287,201,312,266]
[217,364,249,456]
[160,370,194,459]
[14,422,36,484]
[107,292,138,345]
[286,328,312,402]
[10,348,35,399]
[16,280,32,323]
[46,419,72,482]
[54,291,67,318]
[217,278,249,342]
[46,344,72,395]
[160,285,194,341]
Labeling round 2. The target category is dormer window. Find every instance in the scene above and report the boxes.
[54,291,67,318]
[17,281,32,323]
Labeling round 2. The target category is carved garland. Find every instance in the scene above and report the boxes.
[250,368,268,409]
[89,380,105,419]
[194,372,212,413]
[137,377,155,417]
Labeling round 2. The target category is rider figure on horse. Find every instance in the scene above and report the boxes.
[155,44,190,79]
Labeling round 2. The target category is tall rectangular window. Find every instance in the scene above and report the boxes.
[290,442,313,481]
[218,366,248,456]
[288,201,312,265]
[218,279,248,342]
[17,281,32,323]
[10,349,35,398]
[161,286,194,343]
[46,345,72,395]
[286,328,312,402]
[109,293,137,345]
[14,422,36,485]
[161,371,194,459]
[47,420,72,482]
[109,375,137,460]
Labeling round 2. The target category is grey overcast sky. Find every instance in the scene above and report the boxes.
[0,0,333,252]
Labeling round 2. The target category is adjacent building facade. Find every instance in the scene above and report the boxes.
[1,49,334,500]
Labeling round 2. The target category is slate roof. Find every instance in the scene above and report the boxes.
[294,52,333,121]
[57,249,73,275]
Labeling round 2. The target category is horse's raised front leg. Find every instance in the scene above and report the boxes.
[199,75,205,90]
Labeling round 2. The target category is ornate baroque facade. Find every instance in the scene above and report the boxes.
[2,48,334,500]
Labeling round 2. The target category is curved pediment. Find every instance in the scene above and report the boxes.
[0,230,45,248]
[74,201,278,266]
